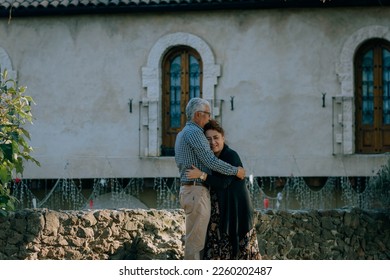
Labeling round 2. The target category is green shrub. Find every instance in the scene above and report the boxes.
[0,69,40,216]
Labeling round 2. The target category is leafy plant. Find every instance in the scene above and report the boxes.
[0,69,40,216]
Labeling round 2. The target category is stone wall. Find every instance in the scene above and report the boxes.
[0,208,389,260]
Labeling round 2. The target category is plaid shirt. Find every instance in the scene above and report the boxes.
[175,121,238,184]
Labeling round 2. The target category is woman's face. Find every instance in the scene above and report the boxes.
[205,129,225,156]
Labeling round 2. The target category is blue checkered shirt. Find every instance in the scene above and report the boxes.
[175,121,238,184]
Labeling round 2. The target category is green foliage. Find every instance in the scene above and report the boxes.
[0,69,40,216]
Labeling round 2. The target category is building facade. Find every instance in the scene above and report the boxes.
[1,0,390,182]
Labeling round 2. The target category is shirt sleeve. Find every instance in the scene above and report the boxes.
[185,128,238,176]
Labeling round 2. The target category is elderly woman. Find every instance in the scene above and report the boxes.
[186,119,261,260]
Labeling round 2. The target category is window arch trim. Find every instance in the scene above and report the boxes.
[0,47,16,80]
[336,25,390,154]
[141,32,220,157]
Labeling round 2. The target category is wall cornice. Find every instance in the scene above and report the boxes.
[1,0,390,18]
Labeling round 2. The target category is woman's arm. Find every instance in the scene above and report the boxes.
[186,165,233,190]
[186,146,243,190]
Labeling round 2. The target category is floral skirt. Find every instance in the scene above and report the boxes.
[203,192,262,260]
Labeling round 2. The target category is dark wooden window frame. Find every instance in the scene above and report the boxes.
[355,39,390,153]
[161,46,203,156]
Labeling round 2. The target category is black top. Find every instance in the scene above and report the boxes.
[204,144,254,257]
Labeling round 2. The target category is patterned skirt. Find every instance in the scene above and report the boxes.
[203,192,262,260]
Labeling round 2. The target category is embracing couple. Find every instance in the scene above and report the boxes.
[175,97,261,260]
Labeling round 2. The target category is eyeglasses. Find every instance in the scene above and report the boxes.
[198,110,211,117]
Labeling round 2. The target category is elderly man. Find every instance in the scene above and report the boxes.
[175,97,245,260]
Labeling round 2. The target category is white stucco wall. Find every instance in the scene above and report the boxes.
[1,7,390,179]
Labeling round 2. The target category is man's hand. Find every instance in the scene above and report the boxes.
[236,166,246,180]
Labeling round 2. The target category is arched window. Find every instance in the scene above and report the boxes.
[160,47,203,156]
[355,39,390,153]
[141,32,220,157]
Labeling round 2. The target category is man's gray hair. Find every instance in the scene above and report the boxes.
[186,97,210,120]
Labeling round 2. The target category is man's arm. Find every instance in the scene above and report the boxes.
[186,129,245,178]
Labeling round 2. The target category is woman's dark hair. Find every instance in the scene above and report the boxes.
[204,119,224,136]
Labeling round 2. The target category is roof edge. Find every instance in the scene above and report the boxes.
[0,0,389,18]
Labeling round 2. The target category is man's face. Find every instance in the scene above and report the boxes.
[194,105,211,128]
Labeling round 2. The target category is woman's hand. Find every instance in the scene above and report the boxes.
[185,165,203,179]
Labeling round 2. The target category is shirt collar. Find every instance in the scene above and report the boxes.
[188,120,204,131]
